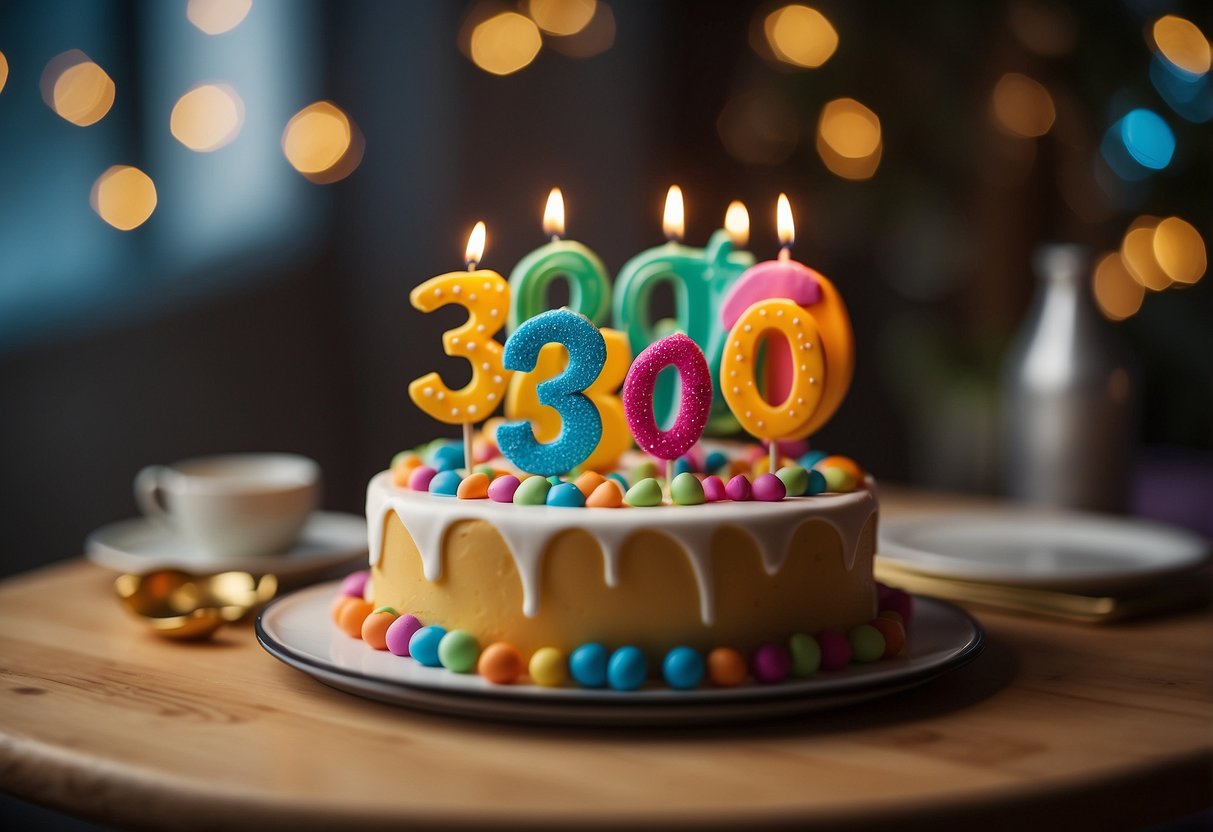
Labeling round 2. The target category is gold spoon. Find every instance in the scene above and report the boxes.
[114,570,278,640]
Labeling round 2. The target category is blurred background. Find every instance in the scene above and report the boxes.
[1,0,1210,578]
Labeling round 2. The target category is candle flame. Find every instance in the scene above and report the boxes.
[777,192,795,248]
[543,187,565,238]
[663,185,685,241]
[465,220,487,268]
[724,200,749,248]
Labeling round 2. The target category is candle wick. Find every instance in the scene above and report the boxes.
[465,259,477,272]
[778,246,792,263]
[550,234,560,243]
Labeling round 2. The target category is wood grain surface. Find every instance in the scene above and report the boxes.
[1,490,1210,831]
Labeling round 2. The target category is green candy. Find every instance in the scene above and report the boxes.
[513,476,552,505]
[630,461,658,483]
[789,632,821,677]
[776,465,810,497]
[373,606,398,615]
[624,477,663,507]
[390,451,412,468]
[474,465,497,480]
[437,629,480,673]
[670,472,705,506]
[822,466,852,492]
[848,624,886,663]
[546,475,563,486]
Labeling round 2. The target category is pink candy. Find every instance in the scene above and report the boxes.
[385,614,424,657]
[751,643,792,684]
[701,475,726,503]
[621,333,712,462]
[339,570,369,598]
[817,629,852,671]
[752,473,787,502]
[408,465,438,492]
[487,474,521,503]
[725,474,752,501]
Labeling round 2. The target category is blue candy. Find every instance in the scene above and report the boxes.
[704,450,727,474]
[408,625,447,667]
[806,469,827,495]
[607,472,629,491]
[798,450,828,470]
[431,442,465,470]
[607,646,648,691]
[673,456,694,477]
[570,643,609,688]
[428,469,463,497]
[662,646,705,690]
[546,482,586,508]
[498,309,606,477]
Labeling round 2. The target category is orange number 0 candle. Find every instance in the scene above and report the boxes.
[408,271,512,424]
[719,298,825,441]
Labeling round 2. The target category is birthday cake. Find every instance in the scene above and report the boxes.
[331,190,911,691]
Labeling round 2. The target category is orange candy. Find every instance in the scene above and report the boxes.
[585,479,624,508]
[870,617,906,658]
[361,609,398,650]
[707,647,748,687]
[330,594,358,623]
[478,642,524,684]
[390,454,423,487]
[336,599,374,638]
[456,472,490,499]
[574,471,606,498]
[815,455,864,490]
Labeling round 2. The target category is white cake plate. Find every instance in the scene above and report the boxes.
[256,582,984,726]
[86,511,368,581]
[879,509,1210,592]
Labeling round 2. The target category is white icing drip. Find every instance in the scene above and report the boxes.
[366,472,877,626]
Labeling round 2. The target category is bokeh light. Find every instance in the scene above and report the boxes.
[1120,217,1171,292]
[0,51,8,95]
[282,101,364,184]
[40,51,115,127]
[525,0,596,36]
[763,4,838,69]
[717,90,799,165]
[990,72,1056,138]
[470,11,542,75]
[816,97,882,180]
[1150,55,1213,124]
[1152,217,1207,286]
[546,1,614,58]
[1101,108,1175,180]
[90,166,157,231]
[187,0,253,36]
[1091,252,1144,321]
[170,84,245,152]
[1151,15,1211,77]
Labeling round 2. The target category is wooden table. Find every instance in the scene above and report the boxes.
[2,491,1211,831]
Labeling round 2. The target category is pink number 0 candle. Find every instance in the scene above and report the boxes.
[622,333,713,485]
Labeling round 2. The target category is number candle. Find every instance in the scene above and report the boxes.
[613,186,754,431]
[408,221,512,472]
[505,188,633,471]
[622,333,712,489]
[497,308,607,477]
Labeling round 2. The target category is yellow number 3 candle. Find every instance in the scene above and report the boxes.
[408,223,512,426]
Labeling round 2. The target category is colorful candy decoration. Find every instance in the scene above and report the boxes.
[498,308,606,476]
[385,614,424,657]
[437,629,481,673]
[428,469,462,497]
[546,481,586,508]
[487,474,521,503]
[409,625,447,667]
[789,632,821,677]
[407,269,512,426]
[339,570,369,599]
[752,473,787,502]
[706,647,748,687]
[622,333,713,464]
[775,465,809,497]
[607,646,648,691]
[336,599,374,638]
[586,479,624,508]
[574,471,606,497]
[662,646,705,690]
[725,474,752,501]
[408,465,438,492]
[701,475,726,502]
[512,475,552,505]
[570,642,609,688]
[816,629,852,671]
[478,642,524,684]
[870,617,906,658]
[815,455,864,492]
[361,607,398,650]
[624,477,663,507]
[751,643,792,684]
[848,624,886,663]
[529,646,568,687]
[456,472,490,499]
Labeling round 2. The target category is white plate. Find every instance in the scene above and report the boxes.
[256,582,984,726]
[86,511,368,580]
[879,509,1210,591]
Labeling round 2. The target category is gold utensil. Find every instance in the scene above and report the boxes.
[114,570,278,639]
[875,558,1210,624]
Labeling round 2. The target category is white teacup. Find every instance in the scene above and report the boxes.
[134,454,321,560]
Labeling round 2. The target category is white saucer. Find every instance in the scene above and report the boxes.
[879,509,1210,591]
[256,582,984,726]
[86,511,368,580]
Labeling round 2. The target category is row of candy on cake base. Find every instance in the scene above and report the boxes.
[331,572,912,691]
[389,444,865,508]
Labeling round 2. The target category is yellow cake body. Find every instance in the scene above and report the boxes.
[367,471,878,655]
